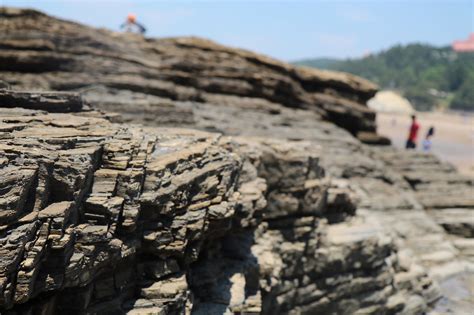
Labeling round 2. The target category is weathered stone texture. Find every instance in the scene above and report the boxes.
[0,95,245,313]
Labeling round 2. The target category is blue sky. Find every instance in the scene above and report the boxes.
[2,0,473,61]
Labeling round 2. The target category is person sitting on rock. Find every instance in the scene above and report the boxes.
[120,13,146,35]
[405,114,420,149]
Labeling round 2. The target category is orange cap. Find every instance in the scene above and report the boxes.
[127,13,136,23]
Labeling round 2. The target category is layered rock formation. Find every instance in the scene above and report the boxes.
[0,7,386,144]
[0,89,439,315]
[1,7,473,315]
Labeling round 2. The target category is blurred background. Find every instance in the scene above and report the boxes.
[3,0,474,174]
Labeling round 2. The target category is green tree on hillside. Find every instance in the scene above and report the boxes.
[295,44,474,111]
[451,73,474,110]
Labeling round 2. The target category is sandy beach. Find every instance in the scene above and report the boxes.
[376,111,474,176]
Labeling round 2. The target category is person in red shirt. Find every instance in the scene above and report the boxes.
[406,114,420,149]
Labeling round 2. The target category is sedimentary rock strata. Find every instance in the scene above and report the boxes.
[0,93,251,313]
[1,7,473,315]
[0,89,440,314]
[0,7,386,144]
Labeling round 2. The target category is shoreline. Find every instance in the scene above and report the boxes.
[376,111,474,176]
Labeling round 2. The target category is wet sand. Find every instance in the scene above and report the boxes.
[376,111,474,176]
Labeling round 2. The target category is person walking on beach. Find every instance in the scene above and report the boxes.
[405,114,420,149]
[120,13,146,34]
[422,126,435,152]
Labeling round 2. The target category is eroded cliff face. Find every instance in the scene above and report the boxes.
[0,90,438,315]
[1,7,473,315]
[0,7,384,144]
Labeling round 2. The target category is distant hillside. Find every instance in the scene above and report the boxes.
[295,57,341,69]
[295,44,474,111]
